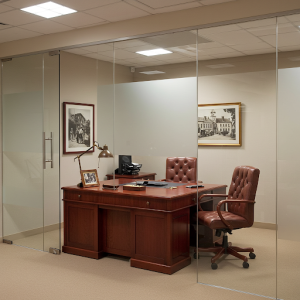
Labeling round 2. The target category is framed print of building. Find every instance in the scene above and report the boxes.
[198,102,241,146]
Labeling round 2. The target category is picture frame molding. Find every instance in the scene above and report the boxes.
[198,102,241,147]
[63,102,95,154]
[80,169,100,188]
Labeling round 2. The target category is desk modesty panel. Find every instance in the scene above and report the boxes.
[62,179,226,274]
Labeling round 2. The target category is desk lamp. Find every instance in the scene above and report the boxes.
[74,141,113,187]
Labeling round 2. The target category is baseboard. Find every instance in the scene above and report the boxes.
[3,223,64,241]
[253,222,276,230]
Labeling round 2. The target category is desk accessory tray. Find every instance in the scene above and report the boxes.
[102,184,119,190]
[123,185,146,191]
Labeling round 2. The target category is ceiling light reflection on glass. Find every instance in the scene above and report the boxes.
[21,1,76,19]
[136,49,172,56]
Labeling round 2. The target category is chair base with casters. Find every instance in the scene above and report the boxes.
[194,228,256,270]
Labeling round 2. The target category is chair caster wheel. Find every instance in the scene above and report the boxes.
[193,252,200,259]
[249,252,256,259]
[211,263,218,270]
[243,261,249,268]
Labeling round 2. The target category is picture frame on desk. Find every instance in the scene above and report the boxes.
[81,169,100,188]
[63,102,94,154]
[198,102,241,146]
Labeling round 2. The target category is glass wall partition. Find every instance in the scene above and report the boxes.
[196,18,277,298]
[2,52,60,251]
[111,32,198,274]
[277,13,300,300]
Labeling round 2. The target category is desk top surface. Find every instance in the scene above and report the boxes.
[62,179,227,200]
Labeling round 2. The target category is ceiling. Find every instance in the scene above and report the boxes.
[64,15,300,68]
[1,0,300,68]
[0,0,238,43]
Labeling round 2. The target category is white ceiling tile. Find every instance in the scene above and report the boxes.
[0,23,12,30]
[124,0,155,13]
[277,16,291,24]
[199,46,239,55]
[155,52,186,60]
[278,45,300,52]
[197,41,225,49]
[238,18,276,29]
[58,0,121,11]
[65,48,92,55]
[230,42,274,51]
[99,49,138,59]
[136,0,196,9]
[247,23,297,37]
[20,20,73,34]
[85,2,149,22]
[0,4,14,13]
[198,55,216,60]
[261,32,300,48]
[198,24,241,36]
[286,14,300,22]
[3,0,46,9]
[155,2,202,14]
[199,0,236,5]
[169,47,196,56]
[205,30,262,45]
[211,52,244,58]
[0,26,41,43]
[241,48,275,55]
[54,12,105,28]
[0,9,43,26]
[114,39,148,49]
[125,57,163,64]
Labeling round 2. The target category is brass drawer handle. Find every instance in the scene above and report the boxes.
[78,195,81,199]
[192,198,196,202]
[146,201,150,206]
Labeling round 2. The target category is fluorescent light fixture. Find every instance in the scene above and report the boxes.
[206,64,235,69]
[139,71,165,75]
[136,49,172,56]
[21,1,76,19]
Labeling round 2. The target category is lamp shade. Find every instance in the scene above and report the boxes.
[98,144,113,158]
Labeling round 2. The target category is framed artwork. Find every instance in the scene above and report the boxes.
[80,169,100,188]
[63,102,94,154]
[198,102,241,146]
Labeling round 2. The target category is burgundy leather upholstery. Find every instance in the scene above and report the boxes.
[166,157,197,183]
[198,166,260,229]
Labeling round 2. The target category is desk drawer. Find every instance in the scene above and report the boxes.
[132,198,167,210]
[64,191,97,203]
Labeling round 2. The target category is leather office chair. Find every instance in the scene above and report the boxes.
[164,157,197,183]
[194,165,260,270]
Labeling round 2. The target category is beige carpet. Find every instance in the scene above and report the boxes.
[1,227,298,300]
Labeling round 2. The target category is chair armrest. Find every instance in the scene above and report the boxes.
[198,194,228,211]
[216,199,255,230]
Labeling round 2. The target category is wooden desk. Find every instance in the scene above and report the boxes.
[62,179,226,274]
[106,172,156,180]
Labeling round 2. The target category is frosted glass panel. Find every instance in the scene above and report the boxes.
[277,51,300,300]
[112,77,197,157]
[2,55,44,250]
[196,19,277,299]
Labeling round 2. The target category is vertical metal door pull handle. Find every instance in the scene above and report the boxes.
[43,132,53,169]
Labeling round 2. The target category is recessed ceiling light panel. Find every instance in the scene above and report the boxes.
[136,49,172,56]
[139,71,165,75]
[21,1,76,19]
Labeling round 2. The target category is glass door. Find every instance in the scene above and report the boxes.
[2,52,60,252]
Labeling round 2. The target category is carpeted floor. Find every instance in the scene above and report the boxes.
[1,227,298,300]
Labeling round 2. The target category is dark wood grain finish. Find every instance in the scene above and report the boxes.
[103,209,131,257]
[62,180,226,274]
[106,172,156,180]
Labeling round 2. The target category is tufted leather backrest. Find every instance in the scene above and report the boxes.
[227,166,260,225]
[166,157,197,183]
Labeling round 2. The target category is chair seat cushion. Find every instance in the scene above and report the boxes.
[197,211,250,229]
